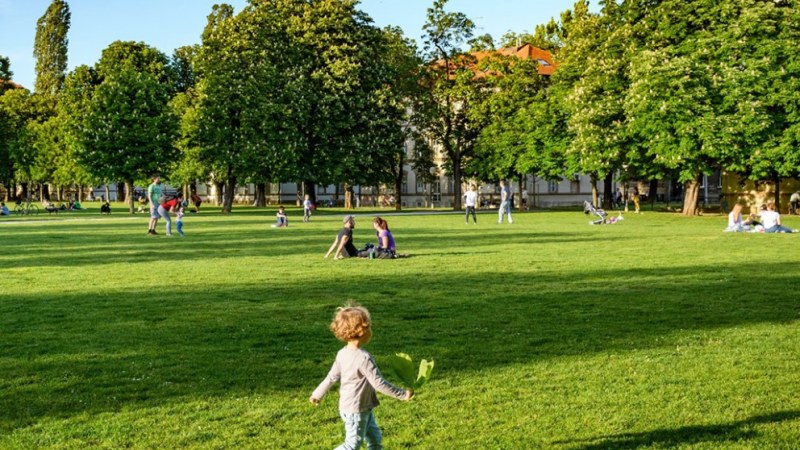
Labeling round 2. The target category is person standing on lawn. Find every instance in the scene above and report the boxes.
[303,194,313,222]
[147,176,162,235]
[498,180,512,224]
[310,304,413,450]
[464,184,478,224]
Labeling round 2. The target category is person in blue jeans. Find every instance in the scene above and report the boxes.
[310,304,413,449]
[497,180,513,224]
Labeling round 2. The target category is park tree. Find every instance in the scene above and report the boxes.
[192,2,289,212]
[33,0,71,95]
[470,40,565,198]
[0,55,14,95]
[554,0,633,208]
[716,0,800,209]
[76,42,178,213]
[0,88,37,201]
[624,0,732,216]
[382,26,423,211]
[418,0,480,210]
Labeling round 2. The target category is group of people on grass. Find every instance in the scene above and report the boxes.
[324,215,397,259]
[726,201,797,233]
[146,176,187,237]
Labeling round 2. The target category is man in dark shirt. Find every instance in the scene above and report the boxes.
[325,215,359,259]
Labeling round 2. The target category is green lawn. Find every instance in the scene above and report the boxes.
[1,205,798,449]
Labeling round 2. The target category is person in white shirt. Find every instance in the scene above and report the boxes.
[464,184,478,224]
[759,201,795,233]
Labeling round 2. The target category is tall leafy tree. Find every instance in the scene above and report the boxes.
[555,0,632,208]
[0,88,36,200]
[33,0,71,95]
[471,48,564,191]
[717,0,800,208]
[76,42,178,213]
[418,0,479,210]
[624,0,729,215]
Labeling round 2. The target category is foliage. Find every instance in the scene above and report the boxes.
[417,0,480,210]
[386,353,435,390]
[33,0,70,95]
[76,42,178,212]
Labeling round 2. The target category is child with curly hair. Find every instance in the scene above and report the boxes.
[310,304,413,449]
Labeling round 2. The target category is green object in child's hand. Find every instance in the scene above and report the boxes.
[387,353,434,390]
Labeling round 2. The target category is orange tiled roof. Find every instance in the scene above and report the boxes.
[470,43,556,77]
[0,79,25,90]
[437,43,557,78]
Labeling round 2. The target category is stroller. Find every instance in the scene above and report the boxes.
[583,200,623,225]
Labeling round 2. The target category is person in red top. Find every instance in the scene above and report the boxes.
[157,192,184,237]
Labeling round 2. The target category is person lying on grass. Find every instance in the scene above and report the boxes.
[310,304,413,449]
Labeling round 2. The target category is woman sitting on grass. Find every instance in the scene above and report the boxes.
[372,217,396,258]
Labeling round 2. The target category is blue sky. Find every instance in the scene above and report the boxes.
[0,0,597,90]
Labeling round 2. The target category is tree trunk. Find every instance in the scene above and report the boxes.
[649,179,659,209]
[125,180,135,213]
[42,184,51,202]
[253,183,267,207]
[682,177,701,216]
[395,177,403,212]
[104,185,110,202]
[772,174,782,212]
[344,183,353,209]
[602,173,613,209]
[303,181,316,206]
[213,180,224,206]
[223,175,237,213]
[589,174,597,207]
[452,158,462,210]
[117,182,126,203]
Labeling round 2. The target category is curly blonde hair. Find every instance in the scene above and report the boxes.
[330,304,371,341]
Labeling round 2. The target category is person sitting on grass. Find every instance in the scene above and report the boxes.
[310,304,413,450]
[759,201,796,233]
[271,206,288,228]
[724,203,753,232]
[372,216,397,258]
[100,202,111,214]
[0,202,9,216]
[325,215,359,259]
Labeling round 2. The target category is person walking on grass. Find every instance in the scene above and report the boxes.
[310,304,413,450]
[176,204,186,237]
[147,175,162,235]
[464,184,478,224]
[303,194,313,222]
[498,180,513,224]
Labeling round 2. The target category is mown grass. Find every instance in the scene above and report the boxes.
[1,204,798,449]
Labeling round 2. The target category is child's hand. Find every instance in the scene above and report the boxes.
[403,389,414,401]
[309,396,321,406]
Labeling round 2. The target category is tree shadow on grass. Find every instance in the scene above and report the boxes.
[0,220,624,269]
[1,258,798,433]
[555,410,800,449]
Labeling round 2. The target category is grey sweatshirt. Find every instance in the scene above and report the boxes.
[312,346,407,413]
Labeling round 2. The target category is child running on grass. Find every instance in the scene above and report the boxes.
[310,304,413,450]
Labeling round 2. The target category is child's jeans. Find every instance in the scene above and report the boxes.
[335,410,382,450]
[177,220,184,236]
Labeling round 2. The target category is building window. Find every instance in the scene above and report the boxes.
[548,180,559,193]
[570,179,580,193]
